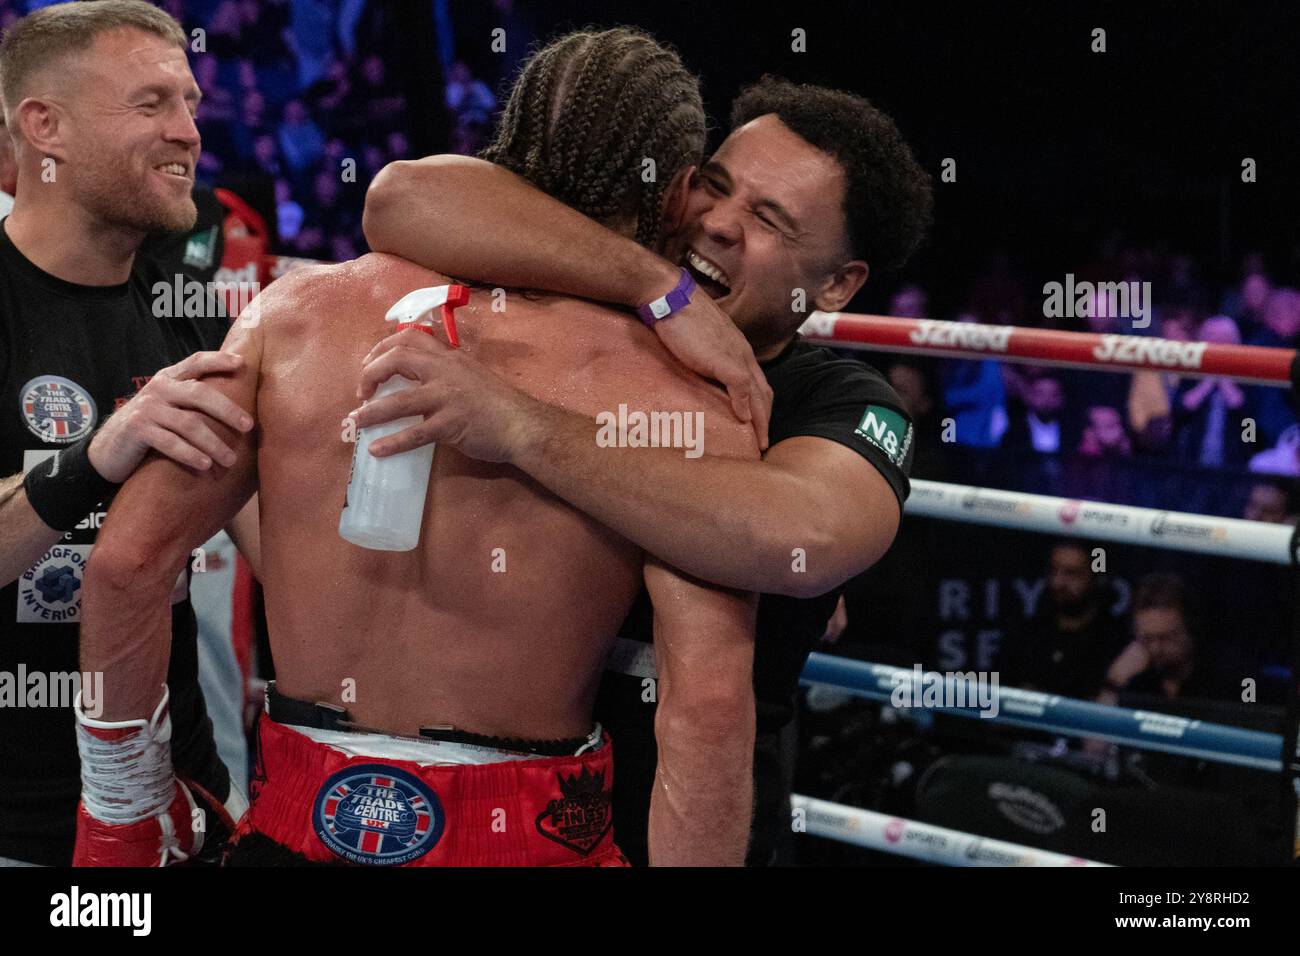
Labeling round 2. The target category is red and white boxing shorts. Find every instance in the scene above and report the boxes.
[229,714,627,866]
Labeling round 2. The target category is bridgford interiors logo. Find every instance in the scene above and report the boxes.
[890,665,1000,719]
[1042,273,1152,329]
[595,404,704,459]
[0,666,103,717]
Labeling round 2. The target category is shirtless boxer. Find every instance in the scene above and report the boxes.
[75,28,760,867]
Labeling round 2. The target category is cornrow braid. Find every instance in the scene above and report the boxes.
[480,27,706,249]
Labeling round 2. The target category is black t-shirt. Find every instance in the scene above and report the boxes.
[1001,607,1129,701]
[594,335,914,864]
[0,192,229,864]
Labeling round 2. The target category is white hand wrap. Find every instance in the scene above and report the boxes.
[75,687,176,826]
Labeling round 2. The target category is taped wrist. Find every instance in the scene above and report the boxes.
[22,436,119,532]
[75,687,176,825]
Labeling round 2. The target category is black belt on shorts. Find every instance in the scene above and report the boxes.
[264,681,596,757]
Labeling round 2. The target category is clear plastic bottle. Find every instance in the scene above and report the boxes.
[339,285,469,551]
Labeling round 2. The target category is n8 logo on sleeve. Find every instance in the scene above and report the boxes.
[854,405,912,466]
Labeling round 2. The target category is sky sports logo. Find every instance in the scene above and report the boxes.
[855,405,912,467]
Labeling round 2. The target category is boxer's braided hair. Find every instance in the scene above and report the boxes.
[481,27,706,248]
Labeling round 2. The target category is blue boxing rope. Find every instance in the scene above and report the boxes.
[800,655,1282,772]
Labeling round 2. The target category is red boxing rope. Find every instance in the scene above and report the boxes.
[800,312,1297,387]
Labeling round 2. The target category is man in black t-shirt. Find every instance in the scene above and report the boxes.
[0,3,253,865]
[1001,540,1129,701]
[361,75,933,864]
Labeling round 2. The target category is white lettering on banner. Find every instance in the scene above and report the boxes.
[909,320,1014,353]
[1092,335,1209,370]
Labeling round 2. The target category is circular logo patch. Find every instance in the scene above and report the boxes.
[313,764,444,866]
[20,376,96,443]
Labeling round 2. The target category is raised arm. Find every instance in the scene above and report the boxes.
[363,156,770,446]
[364,156,677,311]
[644,557,756,866]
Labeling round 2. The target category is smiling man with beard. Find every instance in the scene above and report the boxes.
[0,1,253,865]
[360,72,933,864]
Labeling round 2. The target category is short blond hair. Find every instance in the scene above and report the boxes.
[0,1,187,122]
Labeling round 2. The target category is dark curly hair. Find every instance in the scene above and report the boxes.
[730,76,933,274]
[480,27,706,248]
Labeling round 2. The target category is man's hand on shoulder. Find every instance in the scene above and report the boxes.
[652,293,772,449]
[87,350,255,483]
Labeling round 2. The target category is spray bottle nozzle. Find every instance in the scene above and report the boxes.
[385,285,470,348]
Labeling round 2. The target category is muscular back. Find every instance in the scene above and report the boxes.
[253,254,755,739]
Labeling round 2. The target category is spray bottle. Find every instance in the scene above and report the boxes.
[339,284,470,551]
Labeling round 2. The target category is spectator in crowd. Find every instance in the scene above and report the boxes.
[240,0,294,67]
[1077,405,1132,458]
[1242,479,1294,524]
[1001,540,1128,699]
[293,224,327,260]
[351,54,406,132]
[207,0,244,59]
[310,167,357,238]
[322,137,347,171]
[1224,270,1272,335]
[452,117,490,156]
[386,130,410,161]
[287,0,337,88]
[1249,424,1300,477]
[1002,372,1077,456]
[194,56,237,159]
[1066,404,1137,504]
[194,55,236,123]
[249,133,283,181]
[230,89,269,159]
[941,313,1008,448]
[1240,290,1300,443]
[362,143,389,182]
[329,234,360,263]
[889,283,929,319]
[1172,316,1255,468]
[446,60,497,128]
[1057,284,1134,413]
[277,99,326,174]
[306,57,353,115]
[1098,573,1249,704]
[969,249,1024,326]
[275,179,304,242]
[1161,253,1211,314]
[237,58,260,95]
[1127,306,1197,452]
[1248,288,1300,349]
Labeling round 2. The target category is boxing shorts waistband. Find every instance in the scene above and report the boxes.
[265,681,599,757]
[234,714,625,866]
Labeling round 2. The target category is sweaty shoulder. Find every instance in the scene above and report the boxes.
[252,253,450,339]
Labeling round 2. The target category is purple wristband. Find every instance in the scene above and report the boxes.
[636,268,697,326]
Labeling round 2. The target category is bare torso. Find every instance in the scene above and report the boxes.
[253,254,749,739]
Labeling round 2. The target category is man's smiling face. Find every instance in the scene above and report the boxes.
[54,27,201,234]
[665,114,860,355]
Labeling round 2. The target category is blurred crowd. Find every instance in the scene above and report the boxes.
[0,0,522,262]
[878,243,1300,524]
